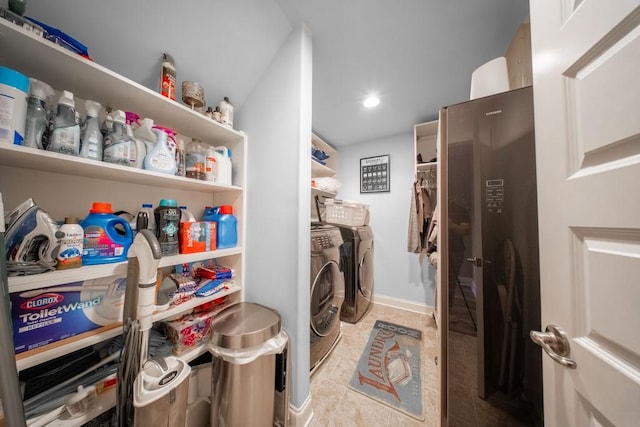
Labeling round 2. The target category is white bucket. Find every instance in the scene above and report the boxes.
[0,66,29,145]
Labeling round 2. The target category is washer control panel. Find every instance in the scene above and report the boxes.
[311,228,343,251]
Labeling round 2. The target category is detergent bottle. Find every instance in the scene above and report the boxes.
[55,217,83,270]
[144,127,177,174]
[79,100,103,161]
[131,203,156,235]
[103,110,133,166]
[81,202,133,265]
[24,78,54,150]
[179,206,196,223]
[155,199,181,256]
[152,125,177,159]
[48,90,80,156]
[218,96,233,128]
[213,146,232,185]
[101,109,113,138]
[202,205,237,249]
[133,117,157,154]
[125,112,145,168]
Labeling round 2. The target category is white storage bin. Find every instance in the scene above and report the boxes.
[324,199,369,226]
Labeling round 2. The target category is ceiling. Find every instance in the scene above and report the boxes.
[275,0,530,147]
[23,0,530,148]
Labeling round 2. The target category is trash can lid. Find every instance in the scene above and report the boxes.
[210,302,281,350]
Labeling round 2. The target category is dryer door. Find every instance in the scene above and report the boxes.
[310,259,341,337]
[358,244,374,298]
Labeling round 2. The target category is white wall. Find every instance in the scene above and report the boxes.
[337,132,435,309]
[24,0,292,111]
[236,26,312,410]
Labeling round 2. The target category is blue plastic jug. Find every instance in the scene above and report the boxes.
[202,205,237,249]
[81,202,133,265]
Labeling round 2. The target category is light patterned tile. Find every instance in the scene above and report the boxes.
[340,320,359,336]
[310,377,347,426]
[388,409,433,426]
[334,329,370,361]
[327,354,359,386]
[332,389,393,427]
[391,309,425,328]
[312,347,341,382]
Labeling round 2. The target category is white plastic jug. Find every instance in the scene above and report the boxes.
[213,146,232,185]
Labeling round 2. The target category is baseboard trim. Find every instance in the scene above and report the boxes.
[289,394,314,427]
[373,294,434,315]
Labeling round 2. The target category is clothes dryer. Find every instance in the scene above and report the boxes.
[335,225,374,323]
[310,224,343,371]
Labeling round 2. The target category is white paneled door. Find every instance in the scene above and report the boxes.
[530,1,640,426]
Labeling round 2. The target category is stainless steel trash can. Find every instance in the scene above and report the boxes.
[209,302,290,427]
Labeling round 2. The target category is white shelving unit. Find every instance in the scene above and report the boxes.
[415,119,439,170]
[311,133,337,176]
[311,133,338,220]
[0,19,247,425]
[417,161,438,171]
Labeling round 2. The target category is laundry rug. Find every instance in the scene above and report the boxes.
[348,320,424,420]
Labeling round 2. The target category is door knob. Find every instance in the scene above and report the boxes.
[530,324,577,369]
[466,256,482,267]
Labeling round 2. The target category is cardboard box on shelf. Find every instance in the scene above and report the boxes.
[180,221,216,254]
[10,276,125,354]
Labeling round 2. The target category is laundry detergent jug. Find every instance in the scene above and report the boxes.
[81,202,133,265]
[202,205,237,249]
[155,199,181,256]
[213,146,232,185]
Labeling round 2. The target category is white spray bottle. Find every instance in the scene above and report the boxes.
[79,100,103,161]
[144,128,177,175]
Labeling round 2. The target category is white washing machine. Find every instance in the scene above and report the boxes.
[310,224,343,371]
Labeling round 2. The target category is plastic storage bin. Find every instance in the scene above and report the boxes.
[324,199,369,226]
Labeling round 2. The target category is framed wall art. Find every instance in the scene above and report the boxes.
[360,155,390,193]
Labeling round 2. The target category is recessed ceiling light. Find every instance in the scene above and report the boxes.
[363,95,380,108]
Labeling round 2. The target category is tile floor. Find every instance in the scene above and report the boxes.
[309,303,439,426]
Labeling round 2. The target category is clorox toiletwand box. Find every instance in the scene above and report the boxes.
[11,276,126,354]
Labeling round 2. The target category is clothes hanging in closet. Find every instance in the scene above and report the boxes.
[407,175,434,253]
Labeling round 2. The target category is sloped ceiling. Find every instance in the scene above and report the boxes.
[23,0,529,147]
[22,0,293,116]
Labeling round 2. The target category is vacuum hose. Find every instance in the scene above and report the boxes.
[117,229,161,427]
